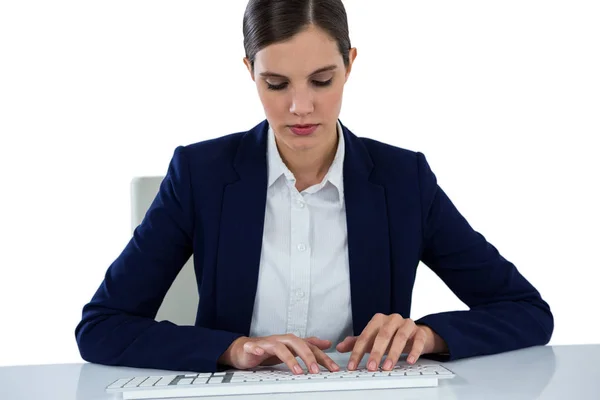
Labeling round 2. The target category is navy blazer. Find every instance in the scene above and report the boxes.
[75,119,553,373]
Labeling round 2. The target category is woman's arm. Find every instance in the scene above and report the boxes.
[413,152,554,361]
[75,146,243,372]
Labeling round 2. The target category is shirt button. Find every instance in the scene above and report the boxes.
[296,200,305,208]
[296,289,305,299]
[297,243,307,252]
[294,331,302,338]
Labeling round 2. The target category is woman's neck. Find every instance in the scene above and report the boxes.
[276,130,338,192]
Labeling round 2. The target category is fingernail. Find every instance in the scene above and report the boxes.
[408,356,415,364]
[368,360,377,370]
[293,365,303,374]
[348,361,356,370]
[331,363,339,371]
[311,363,320,374]
[383,359,393,370]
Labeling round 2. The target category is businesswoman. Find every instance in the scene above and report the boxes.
[75,0,553,375]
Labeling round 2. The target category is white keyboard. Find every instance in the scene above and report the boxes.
[106,363,455,399]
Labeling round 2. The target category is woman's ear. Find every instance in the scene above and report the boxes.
[345,47,358,82]
[243,57,255,82]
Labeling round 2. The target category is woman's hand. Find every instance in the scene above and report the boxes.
[219,334,340,374]
[336,313,447,371]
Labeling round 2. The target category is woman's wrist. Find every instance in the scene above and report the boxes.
[218,336,248,367]
[418,325,448,355]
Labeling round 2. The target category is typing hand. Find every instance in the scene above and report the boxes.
[219,334,340,374]
[336,313,444,371]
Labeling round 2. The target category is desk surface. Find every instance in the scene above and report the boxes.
[1,344,599,400]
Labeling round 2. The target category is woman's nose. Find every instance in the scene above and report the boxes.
[289,89,314,116]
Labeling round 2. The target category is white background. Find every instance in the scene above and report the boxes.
[0,0,598,367]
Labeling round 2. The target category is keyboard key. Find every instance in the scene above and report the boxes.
[421,370,437,375]
[208,377,223,384]
[107,378,133,390]
[277,376,294,382]
[176,378,194,385]
[436,369,453,375]
[123,377,148,388]
[193,377,209,385]
[373,372,391,377]
[155,375,177,386]
[139,377,162,387]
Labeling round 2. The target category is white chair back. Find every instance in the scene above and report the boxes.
[130,176,198,326]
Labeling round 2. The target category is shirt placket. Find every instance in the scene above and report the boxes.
[286,185,311,339]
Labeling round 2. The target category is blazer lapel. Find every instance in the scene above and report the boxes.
[341,122,392,335]
[214,121,269,335]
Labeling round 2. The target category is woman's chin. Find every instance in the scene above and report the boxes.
[288,137,320,152]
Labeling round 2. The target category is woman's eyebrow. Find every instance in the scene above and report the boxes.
[259,65,337,79]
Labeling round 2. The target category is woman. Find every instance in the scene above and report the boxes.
[75,0,553,375]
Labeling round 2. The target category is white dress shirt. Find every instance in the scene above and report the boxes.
[249,120,354,348]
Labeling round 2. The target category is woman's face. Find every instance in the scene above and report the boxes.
[244,25,357,156]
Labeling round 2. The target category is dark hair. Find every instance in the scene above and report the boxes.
[243,0,352,73]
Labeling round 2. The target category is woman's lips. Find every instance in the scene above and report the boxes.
[289,124,319,136]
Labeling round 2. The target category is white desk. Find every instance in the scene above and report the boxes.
[1,344,599,400]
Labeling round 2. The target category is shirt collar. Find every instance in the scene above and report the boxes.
[267,120,345,199]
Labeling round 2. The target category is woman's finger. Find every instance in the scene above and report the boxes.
[382,319,418,370]
[347,332,376,370]
[308,343,340,372]
[281,335,321,374]
[305,337,332,351]
[335,336,357,353]
[263,341,305,375]
[406,327,428,365]
[367,314,404,371]
[243,341,265,356]
[381,335,409,371]
[348,314,386,370]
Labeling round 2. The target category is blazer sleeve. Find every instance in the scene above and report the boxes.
[75,146,243,372]
[413,152,554,361]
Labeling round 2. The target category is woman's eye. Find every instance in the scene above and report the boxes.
[313,78,333,87]
[266,82,288,91]
[266,79,333,91]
